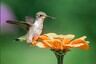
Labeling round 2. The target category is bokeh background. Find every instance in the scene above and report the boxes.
[0,0,96,64]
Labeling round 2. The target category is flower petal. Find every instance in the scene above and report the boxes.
[62,34,75,40]
[45,33,58,39]
[45,33,75,40]
[35,42,47,48]
[39,35,48,40]
[69,36,89,50]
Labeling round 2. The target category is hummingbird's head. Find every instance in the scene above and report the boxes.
[36,11,55,20]
[36,11,47,19]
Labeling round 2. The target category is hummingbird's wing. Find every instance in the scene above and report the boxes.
[6,20,31,30]
[25,16,34,24]
[6,16,34,30]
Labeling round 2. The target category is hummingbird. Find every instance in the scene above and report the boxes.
[6,11,55,43]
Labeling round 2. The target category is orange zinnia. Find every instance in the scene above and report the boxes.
[32,33,89,51]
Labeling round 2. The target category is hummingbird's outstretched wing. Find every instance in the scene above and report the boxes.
[6,20,31,30]
[6,16,34,30]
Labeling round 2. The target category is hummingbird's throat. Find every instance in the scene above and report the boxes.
[34,18,44,25]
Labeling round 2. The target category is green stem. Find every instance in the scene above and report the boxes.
[55,53,64,64]
[51,50,65,64]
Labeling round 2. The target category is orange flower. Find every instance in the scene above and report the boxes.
[32,33,89,51]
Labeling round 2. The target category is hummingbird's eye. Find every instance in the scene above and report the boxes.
[39,15,43,17]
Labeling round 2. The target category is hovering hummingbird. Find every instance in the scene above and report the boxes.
[6,11,55,43]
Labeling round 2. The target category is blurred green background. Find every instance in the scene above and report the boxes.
[0,0,96,64]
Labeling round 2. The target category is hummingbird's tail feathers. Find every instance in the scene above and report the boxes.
[15,38,20,41]
[15,35,27,42]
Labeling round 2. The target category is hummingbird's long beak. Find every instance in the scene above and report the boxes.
[46,16,56,19]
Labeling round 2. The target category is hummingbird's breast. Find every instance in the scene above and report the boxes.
[26,18,44,43]
[32,19,43,35]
